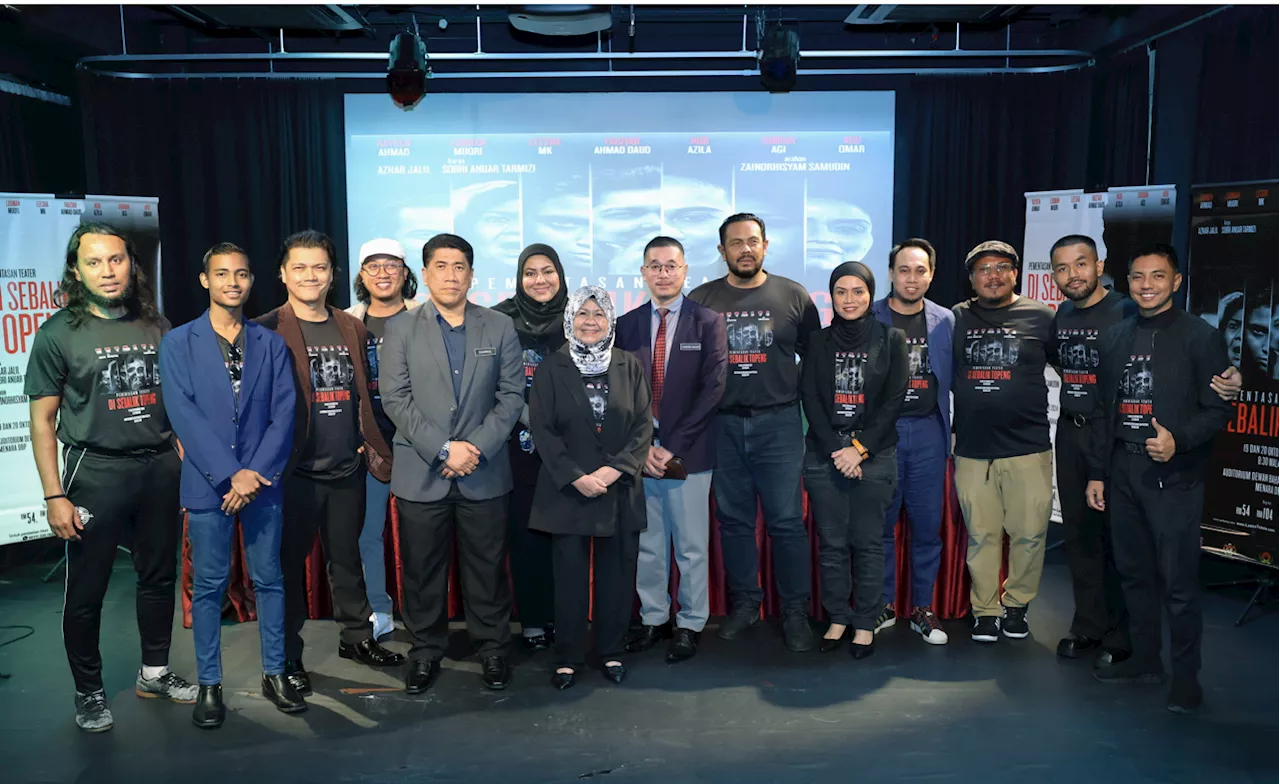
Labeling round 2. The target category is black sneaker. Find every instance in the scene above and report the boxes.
[873,604,897,634]
[135,669,199,703]
[1093,657,1166,685]
[1167,675,1203,714]
[971,615,1001,643]
[74,690,113,733]
[717,601,761,640]
[781,610,816,652]
[1001,606,1029,639]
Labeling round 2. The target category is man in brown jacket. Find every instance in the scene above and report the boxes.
[255,230,403,695]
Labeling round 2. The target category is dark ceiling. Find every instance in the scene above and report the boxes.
[0,4,1227,92]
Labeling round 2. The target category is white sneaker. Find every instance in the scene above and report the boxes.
[371,612,394,641]
[909,607,949,645]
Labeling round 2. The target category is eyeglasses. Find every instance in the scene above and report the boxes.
[363,261,405,275]
[226,343,242,381]
[643,263,684,276]
[973,262,1016,277]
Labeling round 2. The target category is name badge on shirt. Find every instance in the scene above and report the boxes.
[679,342,701,351]
[474,347,497,357]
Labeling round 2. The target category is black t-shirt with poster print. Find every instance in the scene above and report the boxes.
[24,309,172,452]
[297,317,361,480]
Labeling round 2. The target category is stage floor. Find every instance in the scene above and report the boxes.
[0,548,1275,784]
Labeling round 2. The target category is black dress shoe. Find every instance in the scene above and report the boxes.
[1094,648,1132,669]
[262,673,307,714]
[551,669,576,690]
[819,626,850,653]
[602,661,626,684]
[521,632,552,652]
[283,659,311,696]
[665,628,699,663]
[191,684,225,729]
[481,656,510,690]
[405,659,442,695]
[850,635,876,660]
[1056,634,1102,659]
[339,638,406,668]
[626,622,673,653]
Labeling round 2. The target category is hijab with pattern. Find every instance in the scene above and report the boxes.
[493,243,568,351]
[563,284,616,376]
[829,261,876,351]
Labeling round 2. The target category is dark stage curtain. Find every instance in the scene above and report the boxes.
[78,76,350,325]
[894,72,1094,309]
[181,462,976,629]
[0,87,85,195]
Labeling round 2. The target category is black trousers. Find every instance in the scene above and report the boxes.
[1055,419,1130,649]
[1108,446,1204,677]
[552,529,640,667]
[397,484,512,662]
[61,447,181,694]
[282,468,371,661]
[508,440,555,630]
[805,447,898,631]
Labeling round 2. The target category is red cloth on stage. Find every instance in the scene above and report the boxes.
[181,459,976,628]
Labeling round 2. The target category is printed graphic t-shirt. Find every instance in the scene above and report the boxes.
[216,329,245,407]
[297,317,360,479]
[689,274,821,411]
[584,374,610,434]
[951,296,1054,459]
[890,309,939,418]
[363,307,405,445]
[24,310,172,452]
[1052,290,1137,418]
[831,349,869,429]
[1117,325,1157,444]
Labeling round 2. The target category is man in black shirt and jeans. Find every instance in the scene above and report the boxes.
[256,230,404,694]
[689,213,822,652]
[1087,244,1233,714]
[952,241,1055,644]
[26,223,196,732]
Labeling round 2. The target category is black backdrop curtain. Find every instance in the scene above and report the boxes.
[79,76,348,324]
[0,87,84,195]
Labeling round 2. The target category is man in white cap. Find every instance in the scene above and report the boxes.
[346,239,422,640]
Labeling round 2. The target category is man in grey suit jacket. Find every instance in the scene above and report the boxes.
[380,233,524,694]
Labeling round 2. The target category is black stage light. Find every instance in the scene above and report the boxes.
[387,31,429,108]
[758,25,799,92]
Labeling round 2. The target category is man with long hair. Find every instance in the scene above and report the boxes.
[255,230,404,696]
[345,239,421,640]
[25,223,196,732]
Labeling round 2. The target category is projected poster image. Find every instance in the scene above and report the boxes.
[343,92,895,308]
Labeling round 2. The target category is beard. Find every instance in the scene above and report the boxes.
[1064,278,1099,302]
[727,254,763,280]
[85,280,133,312]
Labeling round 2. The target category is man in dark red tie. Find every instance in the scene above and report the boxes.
[616,237,728,662]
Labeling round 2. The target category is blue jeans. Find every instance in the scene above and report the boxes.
[882,411,947,608]
[360,473,394,616]
[713,403,809,609]
[188,501,285,684]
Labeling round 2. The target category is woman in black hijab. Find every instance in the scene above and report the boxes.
[493,243,568,651]
[800,261,908,659]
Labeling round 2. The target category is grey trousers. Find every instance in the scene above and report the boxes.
[637,470,714,632]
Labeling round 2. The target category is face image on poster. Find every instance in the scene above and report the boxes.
[308,344,354,410]
[584,377,608,433]
[963,328,1019,392]
[905,337,931,403]
[1117,353,1155,435]
[725,309,774,377]
[96,343,161,419]
[1187,182,1278,566]
[592,164,661,278]
[521,346,543,391]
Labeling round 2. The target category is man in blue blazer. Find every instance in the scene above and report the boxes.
[870,238,955,645]
[616,237,728,662]
[159,242,306,729]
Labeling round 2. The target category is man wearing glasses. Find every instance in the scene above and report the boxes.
[951,241,1055,644]
[617,237,727,662]
[346,239,422,642]
[160,243,306,727]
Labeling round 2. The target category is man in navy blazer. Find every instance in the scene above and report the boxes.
[870,238,956,645]
[159,242,305,729]
[616,237,728,662]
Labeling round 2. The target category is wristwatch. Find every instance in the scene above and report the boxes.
[436,442,450,462]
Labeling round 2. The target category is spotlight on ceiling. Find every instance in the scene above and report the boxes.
[387,31,429,108]
[758,25,799,92]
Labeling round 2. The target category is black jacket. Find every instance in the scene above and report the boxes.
[800,319,909,457]
[527,347,653,537]
[1088,308,1232,482]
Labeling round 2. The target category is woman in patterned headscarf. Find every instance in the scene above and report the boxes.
[527,285,652,690]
